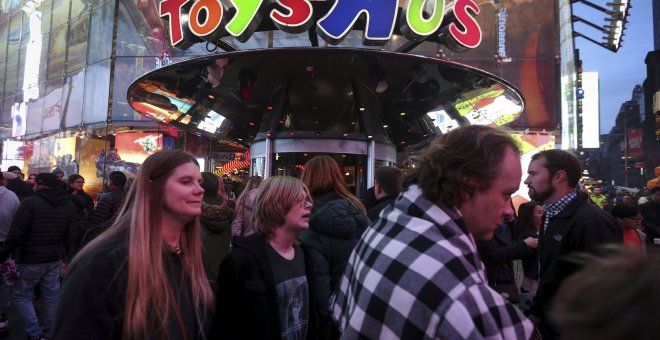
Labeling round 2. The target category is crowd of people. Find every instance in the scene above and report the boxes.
[0,125,658,339]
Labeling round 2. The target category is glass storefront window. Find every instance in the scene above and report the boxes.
[51,0,71,29]
[251,157,265,178]
[47,24,67,80]
[17,45,26,91]
[116,0,163,57]
[62,69,85,128]
[271,152,366,198]
[40,0,54,36]
[0,18,9,59]
[83,59,110,124]
[70,0,89,20]
[8,10,21,55]
[5,52,18,93]
[41,78,65,133]
[66,12,90,73]
[26,94,44,135]
[87,0,114,65]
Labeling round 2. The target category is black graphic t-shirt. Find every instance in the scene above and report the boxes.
[266,244,309,340]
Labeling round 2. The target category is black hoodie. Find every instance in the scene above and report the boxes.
[0,187,78,264]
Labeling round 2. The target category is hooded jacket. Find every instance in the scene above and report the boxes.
[0,187,78,263]
[211,233,319,340]
[298,191,369,337]
[199,202,234,282]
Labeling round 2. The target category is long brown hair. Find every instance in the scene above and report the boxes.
[300,155,366,214]
[72,149,214,340]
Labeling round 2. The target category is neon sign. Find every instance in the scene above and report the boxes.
[160,0,482,49]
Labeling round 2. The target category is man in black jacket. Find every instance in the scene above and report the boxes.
[0,173,78,340]
[367,166,402,221]
[5,166,33,201]
[524,150,621,340]
[90,171,127,226]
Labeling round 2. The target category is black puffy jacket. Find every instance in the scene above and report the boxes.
[299,191,369,336]
[0,187,78,263]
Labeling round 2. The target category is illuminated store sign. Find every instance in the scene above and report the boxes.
[160,0,482,48]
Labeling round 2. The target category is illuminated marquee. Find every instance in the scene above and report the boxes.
[160,0,482,49]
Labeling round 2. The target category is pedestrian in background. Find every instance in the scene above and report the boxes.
[611,203,645,250]
[366,166,402,221]
[640,187,660,248]
[0,172,19,333]
[200,172,234,284]
[299,155,369,339]
[0,173,78,340]
[231,176,263,237]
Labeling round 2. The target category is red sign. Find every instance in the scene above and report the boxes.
[626,128,643,158]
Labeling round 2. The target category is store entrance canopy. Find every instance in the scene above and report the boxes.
[128,48,524,150]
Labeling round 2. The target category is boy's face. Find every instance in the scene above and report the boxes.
[281,194,313,232]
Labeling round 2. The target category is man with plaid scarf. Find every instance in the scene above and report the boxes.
[525,149,621,339]
[332,126,532,339]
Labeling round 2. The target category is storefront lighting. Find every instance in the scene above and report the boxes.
[359,107,365,111]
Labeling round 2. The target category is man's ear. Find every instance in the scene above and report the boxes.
[552,170,567,185]
[374,181,382,195]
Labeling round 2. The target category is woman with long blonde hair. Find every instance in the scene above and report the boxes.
[299,155,369,339]
[53,149,214,340]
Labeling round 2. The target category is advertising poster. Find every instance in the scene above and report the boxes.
[446,0,559,130]
[79,138,107,196]
[627,128,643,158]
[42,81,64,133]
[94,132,163,180]
[53,136,79,177]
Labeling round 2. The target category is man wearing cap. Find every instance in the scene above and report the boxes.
[5,166,33,201]
[0,173,78,340]
[0,172,19,333]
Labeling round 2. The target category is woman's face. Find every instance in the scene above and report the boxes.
[71,177,85,191]
[162,162,204,223]
[532,205,544,229]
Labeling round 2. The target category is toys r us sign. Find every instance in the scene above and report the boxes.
[159,0,482,49]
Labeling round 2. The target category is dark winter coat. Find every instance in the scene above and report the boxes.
[53,233,211,339]
[211,233,319,340]
[531,191,622,319]
[299,191,369,338]
[0,187,78,263]
[477,225,534,303]
[199,202,234,283]
[5,178,33,201]
[477,226,534,285]
[366,194,397,221]
[89,187,127,227]
[76,190,95,219]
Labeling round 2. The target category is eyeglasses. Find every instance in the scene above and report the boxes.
[294,198,313,208]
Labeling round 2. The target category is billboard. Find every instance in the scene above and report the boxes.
[627,128,643,158]
[581,72,600,149]
[444,0,560,131]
